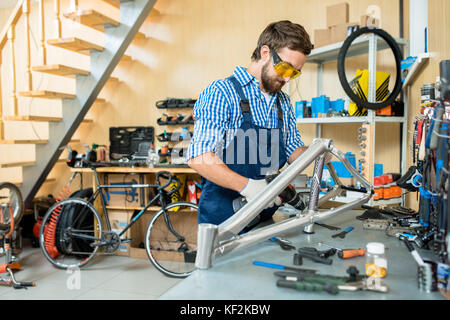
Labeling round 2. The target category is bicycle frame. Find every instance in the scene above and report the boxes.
[195,138,373,269]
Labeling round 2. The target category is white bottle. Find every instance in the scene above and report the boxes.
[147,144,159,168]
[365,242,387,278]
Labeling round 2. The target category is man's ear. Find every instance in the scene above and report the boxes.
[260,45,271,63]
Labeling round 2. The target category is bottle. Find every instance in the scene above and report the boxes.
[365,242,387,278]
[147,144,160,168]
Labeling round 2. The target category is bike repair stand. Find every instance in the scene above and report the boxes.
[0,205,36,289]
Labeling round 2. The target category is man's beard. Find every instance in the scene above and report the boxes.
[261,61,286,94]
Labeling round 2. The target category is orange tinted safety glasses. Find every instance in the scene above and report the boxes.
[270,47,302,80]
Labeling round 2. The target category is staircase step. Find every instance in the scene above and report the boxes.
[0,139,48,145]
[0,161,36,168]
[4,115,62,122]
[94,98,107,104]
[63,9,120,31]
[102,0,134,9]
[0,138,81,145]
[32,64,90,78]
[121,54,132,62]
[12,178,56,187]
[3,115,94,124]
[63,9,147,40]
[18,90,76,100]
[47,37,104,56]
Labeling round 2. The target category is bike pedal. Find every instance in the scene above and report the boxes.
[121,238,134,244]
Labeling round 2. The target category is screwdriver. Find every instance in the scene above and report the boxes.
[318,243,366,259]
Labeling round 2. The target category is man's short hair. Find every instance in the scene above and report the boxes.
[251,20,313,61]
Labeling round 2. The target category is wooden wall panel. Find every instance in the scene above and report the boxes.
[0,0,441,204]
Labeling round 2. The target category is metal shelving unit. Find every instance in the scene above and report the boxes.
[297,34,410,206]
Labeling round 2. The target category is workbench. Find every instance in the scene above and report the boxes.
[160,210,446,300]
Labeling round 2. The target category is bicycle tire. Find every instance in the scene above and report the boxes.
[0,182,23,231]
[39,198,104,269]
[145,201,198,278]
[337,27,403,111]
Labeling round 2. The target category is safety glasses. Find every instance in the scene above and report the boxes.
[270,47,302,80]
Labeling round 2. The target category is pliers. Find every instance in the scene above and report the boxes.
[338,277,389,293]
[269,237,296,251]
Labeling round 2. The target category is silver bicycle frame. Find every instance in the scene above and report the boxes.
[195,138,373,269]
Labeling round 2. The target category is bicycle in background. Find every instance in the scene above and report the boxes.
[39,163,198,278]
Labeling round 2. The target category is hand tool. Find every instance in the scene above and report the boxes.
[318,242,366,259]
[339,277,389,293]
[274,271,348,286]
[269,237,296,251]
[403,239,425,266]
[297,247,334,265]
[293,253,303,266]
[331,226,354,239]
[252,261,317,274]
[314,221,341,231]
[276,279,339,295]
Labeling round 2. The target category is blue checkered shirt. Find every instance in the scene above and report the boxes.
[187,66,304,161]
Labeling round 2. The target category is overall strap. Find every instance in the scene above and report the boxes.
[227,76,251,114]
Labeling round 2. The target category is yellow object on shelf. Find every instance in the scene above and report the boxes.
[348,69,391,116]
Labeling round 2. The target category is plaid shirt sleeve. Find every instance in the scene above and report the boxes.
[187,81,231,161]
[281,93,304,159]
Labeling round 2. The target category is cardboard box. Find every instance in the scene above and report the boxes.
[108,210,133,256]
[129,209,197,262]
[326,2,349,28]
[360,14,380,28]
[330,22,359,43]
[103,173,148,207]
[314,28,332,48]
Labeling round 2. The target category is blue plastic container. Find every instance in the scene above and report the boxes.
[311,95,330,117]
[330,99,345,112]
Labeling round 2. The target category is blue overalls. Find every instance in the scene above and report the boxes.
[198,75,288,227]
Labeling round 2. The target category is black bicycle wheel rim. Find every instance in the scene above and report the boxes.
[145,202,198,278]
[337,27,403,111]
[39,198,102,270]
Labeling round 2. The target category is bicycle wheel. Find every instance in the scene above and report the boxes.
[39,198,104,269]
[145,201,198,278]
[0,182,23,231]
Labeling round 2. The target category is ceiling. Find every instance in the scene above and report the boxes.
[0,0,19,9]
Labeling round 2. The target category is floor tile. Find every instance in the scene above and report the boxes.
[97,259,182,296]
[74,287,159,300]
[0,279,90,300]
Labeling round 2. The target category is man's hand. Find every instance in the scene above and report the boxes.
[240,178,282,209]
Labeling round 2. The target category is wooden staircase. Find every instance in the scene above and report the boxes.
[0,0,156,207]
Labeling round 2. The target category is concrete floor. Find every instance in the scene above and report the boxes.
[0,242,182,300]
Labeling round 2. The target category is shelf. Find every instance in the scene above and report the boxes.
[307,35,408,64]
[71,166,197,174]
[332,196,402,206]
[402,53,431,88]
[106,205,160,211]
[297,116,406,124]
